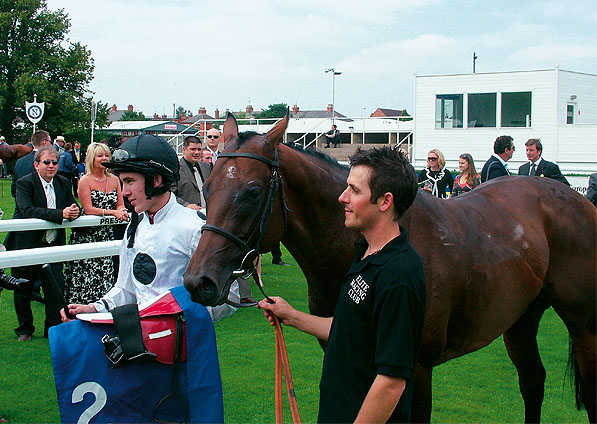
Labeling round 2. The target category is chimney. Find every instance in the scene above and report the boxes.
[162,113,167,119]
[153,113,159,119]
[198,106,207,115]
[214,108,220,119]
[327,104,333,113]
[127,104,134,112]
[292,104,299,115]
[246,104,254,115]
[111,104,118,112]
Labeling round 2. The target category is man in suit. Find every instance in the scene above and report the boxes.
[70,141,85,195]
[11,130,52,198]
[518,138,570,186]
[586,173,597,206]
[176,136,211,210]
[481,135,515,182]
[10,146,80,340]
[205,128,221,167]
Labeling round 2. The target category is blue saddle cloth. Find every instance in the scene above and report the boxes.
[49,286,224,423]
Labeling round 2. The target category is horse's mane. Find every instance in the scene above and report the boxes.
[234,130,349,171]
[283,142,349,171]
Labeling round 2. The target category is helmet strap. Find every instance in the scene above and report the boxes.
[144,173,170,199]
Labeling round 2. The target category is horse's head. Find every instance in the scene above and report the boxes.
[184,112,289,306]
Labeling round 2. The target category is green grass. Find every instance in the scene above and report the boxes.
[0,177,589,423]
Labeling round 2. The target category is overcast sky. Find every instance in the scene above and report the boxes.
[46,0,596,119]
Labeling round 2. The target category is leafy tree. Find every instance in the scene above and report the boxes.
[176,106,192,119]
[255,103,288,119]
[120,109,147,121]
[0,0,95,144]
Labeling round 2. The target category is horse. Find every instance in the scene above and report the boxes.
[0,144,33,163]
[184,113,596,422]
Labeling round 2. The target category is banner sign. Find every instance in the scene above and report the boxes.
[25,94,44,124]
[49,286,224,423]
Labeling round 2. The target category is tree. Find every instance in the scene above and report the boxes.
[255,103,288,119]
[120,109,147,121]
[176,106,191,120]
[0,0,95,144]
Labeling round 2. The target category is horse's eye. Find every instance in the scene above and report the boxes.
[248,187,261,199]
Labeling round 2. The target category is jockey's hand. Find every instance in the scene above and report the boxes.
[60,303,97,322]
[257,296,296,327]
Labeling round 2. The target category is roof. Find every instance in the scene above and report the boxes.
[292,110,350,120]
[181,113,214,124]
[108,110,125,122]
[371,108,405,117]
[105,120,187,132]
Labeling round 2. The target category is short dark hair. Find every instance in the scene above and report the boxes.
[494,135,513,154]
[31,130,50,148]
[349,147,417,220]
[525,138,542,152]
[34,146,59,162]
[183,136,202,148]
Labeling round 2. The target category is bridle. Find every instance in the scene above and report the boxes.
[201,149,291,307]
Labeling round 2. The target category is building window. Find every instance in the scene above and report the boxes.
[567,103,575,124]
[501,92,531,127]
[468,93,496,127]
[435,94,463,128]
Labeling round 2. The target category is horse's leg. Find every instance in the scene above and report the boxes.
[410,363,433,423]
[503,297,549,423]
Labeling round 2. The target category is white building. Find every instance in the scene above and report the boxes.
[413,68,597,173]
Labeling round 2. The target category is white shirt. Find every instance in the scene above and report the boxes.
[93,193,237,321]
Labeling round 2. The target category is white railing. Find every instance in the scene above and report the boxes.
[0,216,126,268]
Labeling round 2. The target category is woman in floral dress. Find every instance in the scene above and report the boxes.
[65,143,129,304]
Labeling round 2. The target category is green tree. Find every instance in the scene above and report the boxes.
[120,109,147,121]
[255,103,288,119]
[0,0,95,144]
[176,105,191,119]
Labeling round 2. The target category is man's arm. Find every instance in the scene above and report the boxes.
[16,177,64,223]
[544,162,570,186]
[355,374,406,423]
[258,296,332,341]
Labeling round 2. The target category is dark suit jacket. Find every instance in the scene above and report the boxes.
[7,171,79,251]
[586,173,597,206]
[176,158,211,207]
[70,149,85,166]
[481,155,509,183]
[11,150,36,198]
[518,159,570,186]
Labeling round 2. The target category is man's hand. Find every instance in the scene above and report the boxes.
[62,203,80,220]
[258,296,296,327]
[186,203,201,211]
[60,303,97,322]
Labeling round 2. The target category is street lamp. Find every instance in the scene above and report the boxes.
[325,68,342,125]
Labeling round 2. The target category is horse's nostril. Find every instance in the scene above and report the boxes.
[186,276,220,306]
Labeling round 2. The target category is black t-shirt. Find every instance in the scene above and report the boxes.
[318,227,426,423]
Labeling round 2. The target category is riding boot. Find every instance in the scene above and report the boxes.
[0,272,29,291]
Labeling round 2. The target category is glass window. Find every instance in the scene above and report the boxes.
[567,104,575,124]
[468,93,496,127]
[501,92,531,127]
[435,94,463,128]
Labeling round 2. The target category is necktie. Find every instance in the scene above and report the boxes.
[504,163,510,175]
[193,166,205,208]
[45,184,57,243]
[211,151,218,166]
[76,150,80,161]
[530,163,536,176]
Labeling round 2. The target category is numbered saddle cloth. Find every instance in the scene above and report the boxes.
[49,286,224,423]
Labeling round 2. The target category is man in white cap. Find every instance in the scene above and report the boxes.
[53,136,65,154]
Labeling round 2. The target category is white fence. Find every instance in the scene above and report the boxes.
[0,216,126,268]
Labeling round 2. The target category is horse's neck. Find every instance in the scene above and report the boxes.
[279,148,358,316]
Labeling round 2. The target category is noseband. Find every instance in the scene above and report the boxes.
[201,149,291,307]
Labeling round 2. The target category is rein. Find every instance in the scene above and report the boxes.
[201,149,291,308]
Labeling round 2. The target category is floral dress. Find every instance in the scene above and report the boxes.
[64,189,118,304]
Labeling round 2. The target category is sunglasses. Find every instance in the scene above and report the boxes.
[427,157,438,161]
[206,135,220,139]
[41,160,59,165]
[112,149,137,162]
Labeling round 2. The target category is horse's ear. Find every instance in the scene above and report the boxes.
[223,112,238,145]
[263,108,289,151]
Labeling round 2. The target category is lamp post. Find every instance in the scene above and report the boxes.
[325,68,342,125]
[362,107,366,144]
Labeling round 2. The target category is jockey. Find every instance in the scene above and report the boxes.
[62,134,238,322]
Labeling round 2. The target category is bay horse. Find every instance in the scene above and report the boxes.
[0,144,33,163]
[184,113,596,422]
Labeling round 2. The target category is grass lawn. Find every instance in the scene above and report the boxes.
[0,178,588,423]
